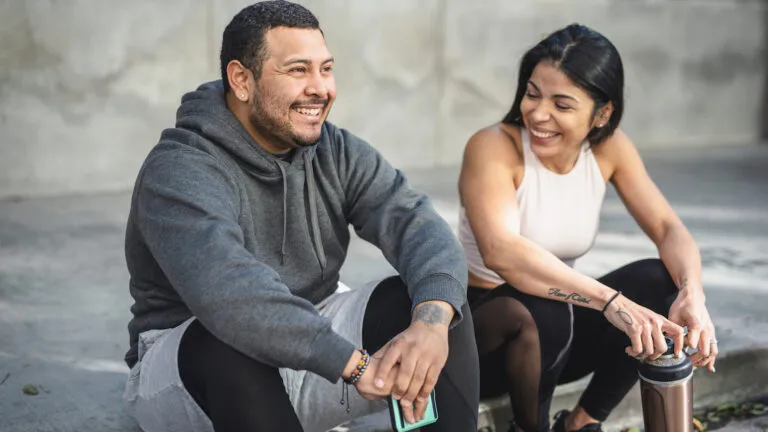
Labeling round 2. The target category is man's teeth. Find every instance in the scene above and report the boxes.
[531,129,557,138]
[295,107,321,116]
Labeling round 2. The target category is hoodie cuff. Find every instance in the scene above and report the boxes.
[308,325,357,383]
[410,273,467,329]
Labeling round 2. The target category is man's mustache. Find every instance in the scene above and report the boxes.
[291,100,328,107]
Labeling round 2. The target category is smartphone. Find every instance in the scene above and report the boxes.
[387,390,438,432]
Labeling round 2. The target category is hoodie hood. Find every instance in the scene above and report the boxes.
[174,80,317,178]
[173,80,326,275]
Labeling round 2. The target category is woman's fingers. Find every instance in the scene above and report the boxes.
[640,321,654,360]
[650,319,669,359]
[626,317,644,357]
[707,338,719,372]
[661,319,685,357]
[620,307,687,360]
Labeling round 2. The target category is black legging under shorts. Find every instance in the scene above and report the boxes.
[468,258,678,432]
[178,275,480,431]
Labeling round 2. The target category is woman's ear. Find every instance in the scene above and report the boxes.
[594,101,614,128]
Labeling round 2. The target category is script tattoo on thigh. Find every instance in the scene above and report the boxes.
[617,309,634,326]
[548,288,591,304]
[414,304,451,326]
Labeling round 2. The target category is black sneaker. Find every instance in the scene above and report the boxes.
[552,410,604,432]
[506,419,518,432]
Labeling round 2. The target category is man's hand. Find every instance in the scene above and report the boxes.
[373,300,453,424]
[353,357,400,400]
[342,349,400,400]
[668,286,717,372]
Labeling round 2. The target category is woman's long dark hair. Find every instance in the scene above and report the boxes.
[502,24,624,146]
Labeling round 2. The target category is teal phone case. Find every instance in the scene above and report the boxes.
[387,390,438,431]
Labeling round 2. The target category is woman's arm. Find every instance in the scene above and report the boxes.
[459,127,613,309]
[459,126,684,358]
[605,129,703,298]
[605,129,716,371]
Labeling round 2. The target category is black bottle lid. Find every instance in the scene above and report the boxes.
[638,337,693,383]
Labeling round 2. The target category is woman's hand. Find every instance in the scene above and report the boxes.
[603,294,686,360]
[668,288,717,372]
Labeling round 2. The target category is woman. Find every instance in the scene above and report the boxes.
[458,24,717,432]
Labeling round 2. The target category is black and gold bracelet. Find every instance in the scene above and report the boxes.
[340,349,370,413]
[344,349,370,384]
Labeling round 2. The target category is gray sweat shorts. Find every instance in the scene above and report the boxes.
[123,280,389,432]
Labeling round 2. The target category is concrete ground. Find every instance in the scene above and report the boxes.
[1,144,767,432]
[717,416,768,432]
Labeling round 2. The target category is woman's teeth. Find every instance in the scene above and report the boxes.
[530,129,558,139]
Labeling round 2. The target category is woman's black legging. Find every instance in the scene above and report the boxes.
[468,258,679,432]
[178,275,480,431]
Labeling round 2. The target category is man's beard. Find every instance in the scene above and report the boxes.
[247,92,326,149]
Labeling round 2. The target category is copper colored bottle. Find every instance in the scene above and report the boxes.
[638,337,694,432]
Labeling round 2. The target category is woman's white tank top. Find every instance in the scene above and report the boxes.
[458,128,607,286]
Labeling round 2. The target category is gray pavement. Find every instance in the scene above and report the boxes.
[719,416,768,432]
[1,144,767,432]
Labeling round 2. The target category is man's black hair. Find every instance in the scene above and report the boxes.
[220,1,321,92]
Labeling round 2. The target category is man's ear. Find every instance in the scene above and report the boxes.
[227,60,251,102]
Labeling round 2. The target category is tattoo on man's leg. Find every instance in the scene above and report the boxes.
[414,304,451,326]
[617,309,634,326]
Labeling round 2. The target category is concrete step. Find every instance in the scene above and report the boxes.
[332,347,768,432]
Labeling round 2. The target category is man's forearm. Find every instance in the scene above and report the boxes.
[412,301,453,328]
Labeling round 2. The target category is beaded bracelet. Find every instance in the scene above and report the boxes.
[340,349,370,413]
[344,349,370,385]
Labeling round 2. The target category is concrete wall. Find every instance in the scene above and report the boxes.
[763,2,768,141]
[0,0,765,198]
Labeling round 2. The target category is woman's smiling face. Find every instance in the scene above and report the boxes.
[520,61,608,165]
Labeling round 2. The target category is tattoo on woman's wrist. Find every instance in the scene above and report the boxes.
[548,287,591,304]
[414,304,451,326]
[678,277,689,292]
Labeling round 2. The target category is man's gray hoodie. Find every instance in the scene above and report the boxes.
[124,81,468,382]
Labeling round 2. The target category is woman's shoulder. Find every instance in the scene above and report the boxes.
[463,123,524,165]
[592,127,641,176]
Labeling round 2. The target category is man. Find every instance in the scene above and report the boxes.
[122,1,479,431]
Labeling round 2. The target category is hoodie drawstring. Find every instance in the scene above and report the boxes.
[303,152,327,280]
[276,163,289,265]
